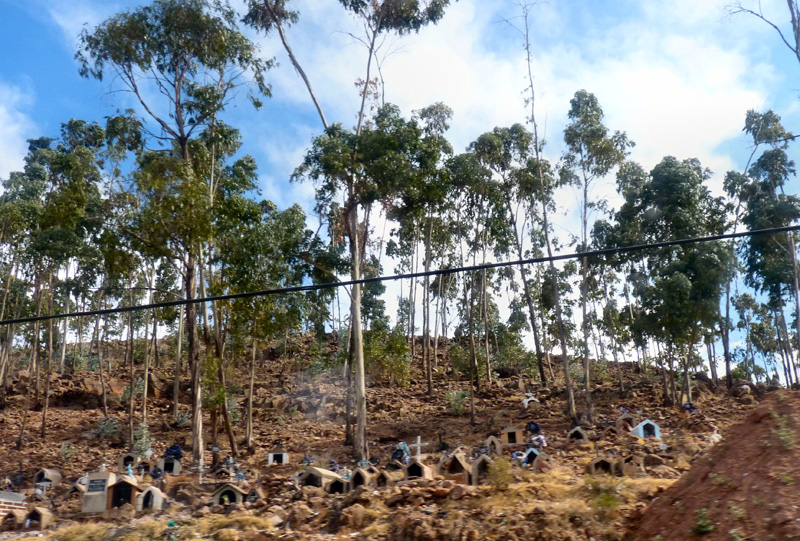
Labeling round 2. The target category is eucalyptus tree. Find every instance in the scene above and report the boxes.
[78,0,271,466]
[629,157,731,404]
[249,0,456,458]
[561,90,632,420]
[469,124,548,384]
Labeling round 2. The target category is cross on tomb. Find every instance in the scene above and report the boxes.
[409,436,428,460]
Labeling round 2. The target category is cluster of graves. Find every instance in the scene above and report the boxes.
[0,415,664,533]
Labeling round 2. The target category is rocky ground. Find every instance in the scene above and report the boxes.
[0,339,794,540]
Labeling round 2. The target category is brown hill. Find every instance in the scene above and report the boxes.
[629,390,800,540]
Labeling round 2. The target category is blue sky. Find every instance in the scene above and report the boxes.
[1,0,800,373]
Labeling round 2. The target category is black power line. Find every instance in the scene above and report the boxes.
[2,224,799,327]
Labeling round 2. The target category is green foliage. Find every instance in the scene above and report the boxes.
[691,508,715,535]
[94,417,121,440]
[770,410,796,450]
[444,390,469,416]
[122,377,145,403]
[60,442,77,462]
[364,325,411,385]
[174,411,192,429]
[486,457,512,491]
[133,423,154,460]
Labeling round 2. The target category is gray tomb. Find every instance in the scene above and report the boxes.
[81,471,117,514]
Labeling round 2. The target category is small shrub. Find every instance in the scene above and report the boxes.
[133,423,153,460]
[771,410,796,450]
[781,472,795,486]
[728,501,746,521]
[691,508,714,535]
[487,457,512,491]
[174,411,191,428]
[709,472,730,486]
[445,390,469,416]
[122,377,145,402]
[60,442,77,462]
[94,417,120,440]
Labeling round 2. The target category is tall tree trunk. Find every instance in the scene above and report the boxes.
[186,251,204,469]
[348,204,368,460]
[245,338,257,449]
[173,303,184,418]
[482,266,492,386]
[127,276,136,450]
[423,215,433,395]
[41,270,54,439]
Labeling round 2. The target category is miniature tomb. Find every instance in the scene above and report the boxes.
[34,468,62,487]
[567,426,589,441]
[601,426,618,439]
[586,457,616,476]
[437,454,471,484]
[0,491,26,514]
[81,471,116,514]
[403,458,434,480]
[500,427,525,446]
[212,483,247,506]
[522,447,540,467]
[327,477,348,494]
[471,455,494,485]
[156,457,181,475]
[1,509,24,532]
[135,461,152,476]
[484,436,504,455]
[136,486,167,512]
[268,452,289,465]
[108,477,140,509]
[376,469,403,487]
[618,455,644,477]
[350,468,375,489]
[385,460,405,473]
[297,467,342,491]
[25,507,54,530]
[246,488,265,504]
[631,420,661,439]
[616,414,638,431]
[118,453,138,472]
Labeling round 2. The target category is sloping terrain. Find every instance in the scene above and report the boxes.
[629,390,800,540]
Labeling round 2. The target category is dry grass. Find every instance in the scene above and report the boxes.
[178,514,276,539]
[46,523,114,541]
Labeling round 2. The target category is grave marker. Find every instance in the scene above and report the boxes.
[409,436,429,460]
[81,472,116,514]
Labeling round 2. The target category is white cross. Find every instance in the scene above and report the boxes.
[409,436,428,460]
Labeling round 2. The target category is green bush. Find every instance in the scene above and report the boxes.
[445,390,469,416]
[364,325,411,386]
[691,508,714,535]
[487,457,512,491]
[133,423,153,460]
[122,377,145,402]
[94,417,120,440]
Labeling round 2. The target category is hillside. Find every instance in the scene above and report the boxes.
[0,339,784,540]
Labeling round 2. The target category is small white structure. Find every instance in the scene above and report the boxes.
[156,457,181,475]
[136,486,168,512]
[33,468,62,487]
[0,491,26,513]
[81,471,117,514]
[268,452,289,465]
[631,419,661,439]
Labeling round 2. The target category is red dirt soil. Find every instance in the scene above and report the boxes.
[629,390,800,540]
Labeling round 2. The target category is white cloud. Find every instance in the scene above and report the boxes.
[0,81,36,180]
